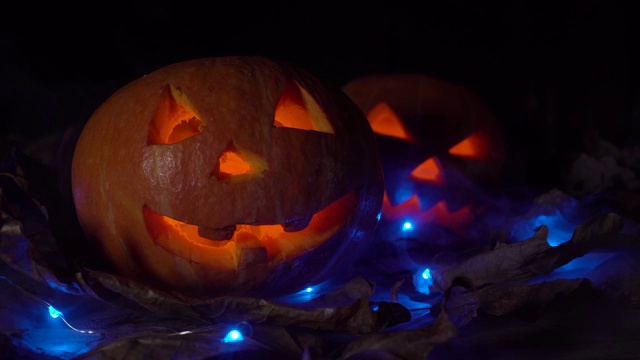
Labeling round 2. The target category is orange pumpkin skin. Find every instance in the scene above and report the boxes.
[71,57,383,297]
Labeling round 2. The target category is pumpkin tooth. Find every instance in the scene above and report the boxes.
[197,225,236,240]
[236,246,269,286]
[235,230,262,246]
[282,215,313,232]
[235,231,268,267]
[238,247,268,267]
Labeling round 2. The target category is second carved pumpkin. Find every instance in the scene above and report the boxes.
[342,73,505,237]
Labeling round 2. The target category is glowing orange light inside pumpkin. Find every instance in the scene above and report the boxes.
[381,192,421,221]
[448,130,492,160]
[366,102,413,142]
[148,84,205,145]
[218,150,251,176]
[381,192,474,234]
[214,143,268,183]
[143,191,358,267]
[429,201,474,230]
[410,156,445,185]
[274,81,334,134]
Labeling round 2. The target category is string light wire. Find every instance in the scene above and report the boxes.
[1,275,98,334]
[1,275,252,341]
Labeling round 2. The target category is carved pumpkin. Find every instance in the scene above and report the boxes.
[71,57,383,297]
[342,73,504,237]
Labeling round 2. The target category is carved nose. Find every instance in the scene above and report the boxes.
[213,142,268,184]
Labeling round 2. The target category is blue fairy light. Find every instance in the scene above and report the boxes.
[48,305,62,319]
[222,329,244,343]
[402,221,413,231]
[46,304,95,334]
[422,268,431,280]
[413,267,434,294]
[273,284,324,305]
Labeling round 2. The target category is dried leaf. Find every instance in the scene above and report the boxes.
[587,249,640,306]
[80,270,205,318]
[195,296,378,334]
[83,269,381,334]
[0,219,23,236]
[0,171,49,235]
[389,278,404,303]
[433,213,624,291]
[0,154,81,294]
[250,325,311,359]
[0,230,82,295]
[312,276,376,308]
[446,278,593,326]
[79,324,345,360]
[78,331,271,360]
[479,279,592,319]
[567,150,640,197]
[339,304,457,360]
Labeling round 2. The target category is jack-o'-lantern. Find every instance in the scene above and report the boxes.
[342,73,504,238]
[71,57,383,297]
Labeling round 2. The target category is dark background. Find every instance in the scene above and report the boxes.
[1,2,640,358]
[1,0,639,191]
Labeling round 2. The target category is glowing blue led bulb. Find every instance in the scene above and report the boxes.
[305,287,313,293]
[48,305,62,319]
[45,304,95,334]
[414,267,434,294]
[422,268,431,280]
[402,221,413,231]
[222,329,244,343]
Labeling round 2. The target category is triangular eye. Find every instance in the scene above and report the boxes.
[448,130,492,161]
[213,142,268,184]
[366,102,414,142]
[273,80,334,134]
[148,84,205,145]
[410,156,445,185]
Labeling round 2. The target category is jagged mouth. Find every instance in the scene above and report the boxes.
[142,191,358,269]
